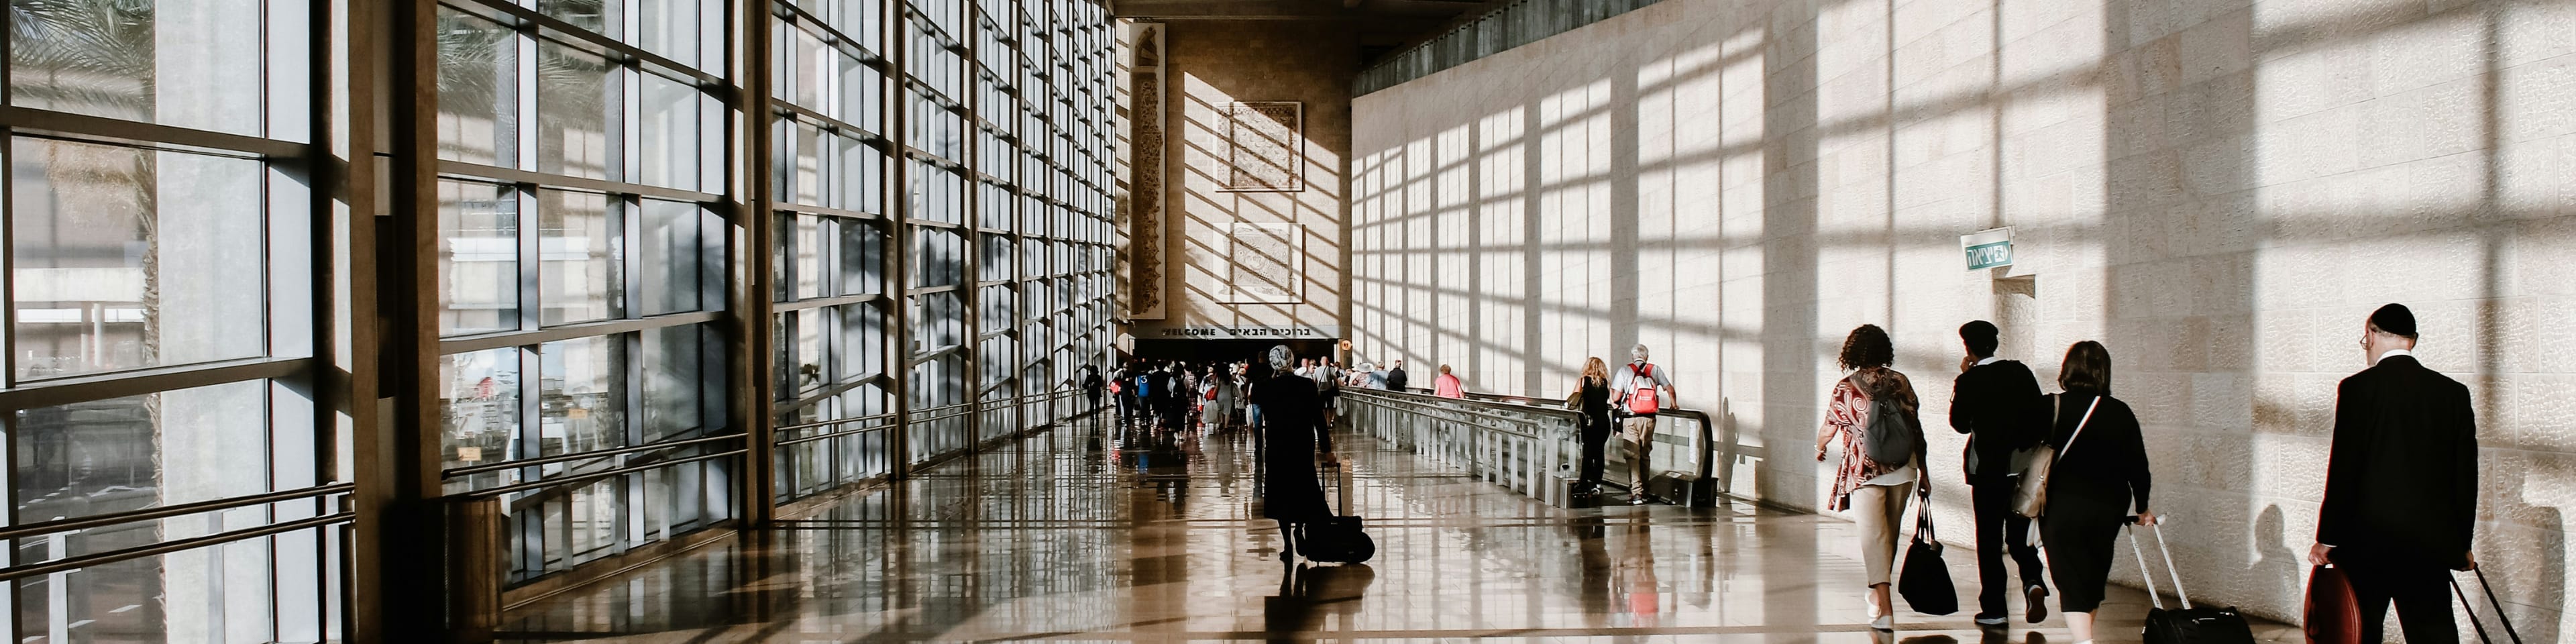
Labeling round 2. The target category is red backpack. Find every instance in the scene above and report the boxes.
[1625,363,1662,415]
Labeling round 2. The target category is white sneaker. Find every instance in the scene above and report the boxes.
[1974,615,2007,627]
[1870,614,1894,631]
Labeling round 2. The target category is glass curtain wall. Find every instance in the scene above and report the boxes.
[429,0,735,584]
[0,0,1112,634]
[767,0,898,500]
[0,0,343,641]
[773,0,1115,502]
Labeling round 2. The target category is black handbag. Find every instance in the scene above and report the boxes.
[1896,488,1958,615]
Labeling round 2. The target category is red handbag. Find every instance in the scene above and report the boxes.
[2305,565,2361,644]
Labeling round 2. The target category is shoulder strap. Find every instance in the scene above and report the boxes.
[2054,396,2104,461]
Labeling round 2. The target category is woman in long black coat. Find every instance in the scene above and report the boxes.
[1254,345,1337,563]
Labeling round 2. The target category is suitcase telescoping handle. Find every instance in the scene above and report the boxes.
[2123,518,2190,610]
[2452,565,2524,644]
[1319,461,1351,516]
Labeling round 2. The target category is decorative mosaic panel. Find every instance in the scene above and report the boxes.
[1223,102,1303,192]
[1118,22,1167,319]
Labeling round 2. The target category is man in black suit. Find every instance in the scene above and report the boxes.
[1949,321,2049,627]
[1385,360,1409,392]
[2310,303,2478,644]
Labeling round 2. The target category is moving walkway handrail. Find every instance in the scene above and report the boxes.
[1448,387,1727,483]
[441,433,747,478]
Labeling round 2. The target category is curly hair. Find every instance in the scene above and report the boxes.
[1838,324,1894,372]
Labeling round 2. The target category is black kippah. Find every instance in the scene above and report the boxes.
[2369,303,2418,339]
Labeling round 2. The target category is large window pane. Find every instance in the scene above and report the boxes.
[9,0,265,136]
[538,189,621,325]
[439,180,520,335]
[790,123,824,206]
[535,40,621,180]
[838,136,881,214]
[10,138,266,380]
[837,304,881,379]
[13,380,270,523]
[794,214,823,299]
[641,324,704,442]
[639,0,710,69]
[639,72,703,191]
[435,8,519,166]
[836,219,881,297]
[539,0,619,39]
[637,199,704,316]
[538,335,629,457]
[439,347,524,492]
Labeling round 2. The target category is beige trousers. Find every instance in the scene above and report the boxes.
[1620,417,1657,490]
[1849,481,1915,586]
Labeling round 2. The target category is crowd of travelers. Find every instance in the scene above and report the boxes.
[1083,301,2479,643]
[1807,303,2478,643]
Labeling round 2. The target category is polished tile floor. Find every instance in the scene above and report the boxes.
[498,414,2297,643]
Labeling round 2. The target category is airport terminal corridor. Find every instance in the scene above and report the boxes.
[493,413,2290,643]
[2,0,2562,639]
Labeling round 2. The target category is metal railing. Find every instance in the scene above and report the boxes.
[1337,388,1584,504]
[1364,386,1741,505]
[0,483,356,583]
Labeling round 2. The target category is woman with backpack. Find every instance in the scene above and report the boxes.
[1813,324,1927,631]
[2037,340,2156,644]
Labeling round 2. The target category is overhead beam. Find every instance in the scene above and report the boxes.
[1113,0,1474,21]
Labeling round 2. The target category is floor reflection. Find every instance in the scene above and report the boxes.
[495,413,2296,643]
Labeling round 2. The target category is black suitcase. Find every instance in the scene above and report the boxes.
[2128,522,2257,644]
[1297,463,1375,564]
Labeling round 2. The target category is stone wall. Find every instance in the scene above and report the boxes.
[1349,0,2575,636]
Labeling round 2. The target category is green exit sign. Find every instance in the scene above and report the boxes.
[1961,228,2014,270]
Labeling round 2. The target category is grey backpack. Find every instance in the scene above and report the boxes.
[1860,383,1919,466]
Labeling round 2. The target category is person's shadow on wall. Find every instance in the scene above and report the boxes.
[2249,506,2301,620]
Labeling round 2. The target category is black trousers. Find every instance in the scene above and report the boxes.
[1578,417,1610,486]
[2342,556,2455,644]
[1970,476,2045,616]
[2038,511,2122,612]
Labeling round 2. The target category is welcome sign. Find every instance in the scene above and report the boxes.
[1960,227,2014,271]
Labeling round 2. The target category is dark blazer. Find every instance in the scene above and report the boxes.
[1950,359,2047,478]
[2044,392,2151,518]
[1386,368,1409,392]
[2318,354,2477,567]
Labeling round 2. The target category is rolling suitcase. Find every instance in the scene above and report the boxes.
[1297,462,1376,564]
[2129,521,2257,644]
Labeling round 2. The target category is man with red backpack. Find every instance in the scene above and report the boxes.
[1611,343,1678,504]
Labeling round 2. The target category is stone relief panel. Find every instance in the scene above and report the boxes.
[1222,102,1303,192]
[1224,223,1302,304]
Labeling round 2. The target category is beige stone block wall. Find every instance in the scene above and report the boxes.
[1152,22,1354,339]
[1351,0,2575,635]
